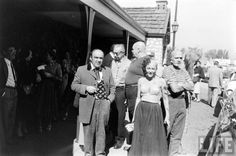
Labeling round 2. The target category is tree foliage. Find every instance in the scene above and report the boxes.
[182,47,203,77]
[205,49,229,59]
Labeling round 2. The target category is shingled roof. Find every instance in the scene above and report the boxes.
[123,7,170,37]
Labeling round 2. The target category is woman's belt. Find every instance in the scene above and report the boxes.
[169,94,185,99]
[5,85,16,89]
[125,83,138,87]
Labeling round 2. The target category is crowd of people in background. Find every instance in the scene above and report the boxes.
[1,41,226,156]
[0,46,81,154]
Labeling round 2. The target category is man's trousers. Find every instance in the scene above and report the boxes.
[114,86,126,140]
[208,87,220,107]
[168,97,186,156]
[125,85,138,121]
[83,99,110,156]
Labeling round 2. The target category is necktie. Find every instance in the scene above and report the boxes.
[11,62,17,82]
[94,68,101,80]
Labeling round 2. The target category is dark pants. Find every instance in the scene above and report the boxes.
[115,87,126,140]
[0,88,17,147]
[83,99,110,156]
[168,97,186,156]
[125,85,138,121]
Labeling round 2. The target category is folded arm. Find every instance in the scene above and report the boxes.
[161,80,169,124]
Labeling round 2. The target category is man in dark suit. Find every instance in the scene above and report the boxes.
[0,46,17,153]
[71,49,115,156]
[102,44,115,68]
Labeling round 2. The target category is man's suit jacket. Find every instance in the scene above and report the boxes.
[71,64,115,124]
[0,58,8,96]
[102,53,113,68]
[208,65,223,88]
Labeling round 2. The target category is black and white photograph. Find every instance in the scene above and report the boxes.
[0,0,236,156]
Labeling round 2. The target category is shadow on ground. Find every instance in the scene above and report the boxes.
[197,123,216,156]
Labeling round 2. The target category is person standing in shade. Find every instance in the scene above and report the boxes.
[71,49,115,156]
[162,50,194,156]
[110,44,131,149]
[208,61,223,108]
[103,44,115,68]
[125,41,148,122]
[16,49,35,137]
[129,58,169,156]
[0,46,18,153]
[37,51,62,132]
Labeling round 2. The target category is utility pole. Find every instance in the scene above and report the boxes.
[172,0,179,50]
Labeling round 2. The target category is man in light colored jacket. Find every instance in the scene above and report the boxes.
[208,61,223,107]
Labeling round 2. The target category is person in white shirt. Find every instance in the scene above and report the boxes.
[110,44,131,149]
[0,46,17,153]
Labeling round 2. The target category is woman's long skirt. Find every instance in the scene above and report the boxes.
[129,101,168,156]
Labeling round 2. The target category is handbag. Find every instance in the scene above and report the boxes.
[124,109,133,145]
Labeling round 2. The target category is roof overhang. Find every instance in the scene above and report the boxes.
[0,0,147,41]
[80,0,146,41]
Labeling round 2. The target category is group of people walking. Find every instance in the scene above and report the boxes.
[71,41,194,156]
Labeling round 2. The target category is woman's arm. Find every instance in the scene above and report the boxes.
[161,79,170,127]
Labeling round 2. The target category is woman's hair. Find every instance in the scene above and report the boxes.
[48,50,57,60]
[142,57,158,76]
[20,49,32,59]
[2,46,16,58]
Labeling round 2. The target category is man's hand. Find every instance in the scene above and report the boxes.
[86,86,97,94]
[106,99,111,104]
[177,82,186,90]
[164,115,170,134]
[164,115,170,127]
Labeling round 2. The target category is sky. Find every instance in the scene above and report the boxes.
[114,0,236,57]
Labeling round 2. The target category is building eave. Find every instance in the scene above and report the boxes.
[80,0,147,41]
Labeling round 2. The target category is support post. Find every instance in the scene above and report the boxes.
[85,6,96,64]
[172,0,178,50]
[123,30,130,58]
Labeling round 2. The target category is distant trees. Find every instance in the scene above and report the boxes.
[182,47,203,77]
[205,49,229,59]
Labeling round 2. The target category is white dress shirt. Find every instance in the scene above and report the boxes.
[111,56,131,87]
[4,58,16,87]
[90,63,103,81]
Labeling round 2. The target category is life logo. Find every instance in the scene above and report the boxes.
[198,135,236,155]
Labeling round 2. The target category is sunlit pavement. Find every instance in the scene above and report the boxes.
[181,82,218,156]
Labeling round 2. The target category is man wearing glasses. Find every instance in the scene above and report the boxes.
[110,44,131,149]
[162,50,194,156]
